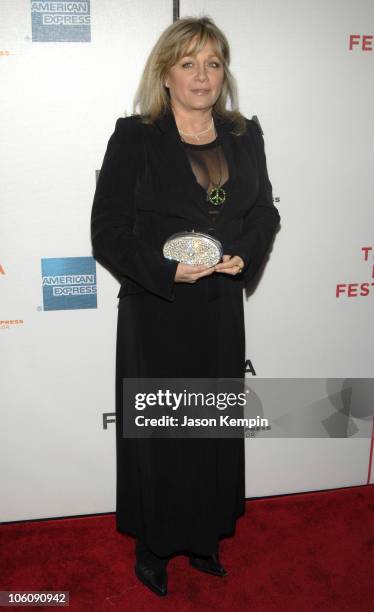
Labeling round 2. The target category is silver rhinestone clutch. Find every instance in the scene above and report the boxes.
[163,231,223,267]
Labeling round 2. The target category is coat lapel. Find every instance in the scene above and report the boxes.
[153,108,239,228]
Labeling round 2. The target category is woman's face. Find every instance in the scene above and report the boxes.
[165,38,224,114]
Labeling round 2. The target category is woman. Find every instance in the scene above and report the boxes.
[91,16,280,597]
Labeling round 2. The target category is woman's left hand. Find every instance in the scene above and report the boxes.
[214,255,245,275]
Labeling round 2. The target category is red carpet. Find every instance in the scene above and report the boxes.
[1,485,373,611]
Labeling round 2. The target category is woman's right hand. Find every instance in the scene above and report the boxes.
[174,262,216,284]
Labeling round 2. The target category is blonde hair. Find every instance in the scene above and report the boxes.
[132,16,247,135]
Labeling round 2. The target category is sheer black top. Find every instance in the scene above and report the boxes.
[181,136,229,224]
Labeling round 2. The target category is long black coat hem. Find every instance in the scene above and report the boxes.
[115,503,246,557]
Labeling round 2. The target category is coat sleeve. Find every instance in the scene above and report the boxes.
[90,116,179,301]
[225,119,281,283]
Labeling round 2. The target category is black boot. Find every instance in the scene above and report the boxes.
[134,539,169,596]
[189,551,228,577]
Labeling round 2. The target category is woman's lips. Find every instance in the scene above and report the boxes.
[191,89,210,95]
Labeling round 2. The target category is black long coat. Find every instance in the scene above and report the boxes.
[91,108,280,557]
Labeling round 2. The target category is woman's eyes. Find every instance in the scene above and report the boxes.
[181,61,221,69]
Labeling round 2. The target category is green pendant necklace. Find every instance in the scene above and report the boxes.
[207,184,226,205]
[178,119,226,206]
[206,147,226,206]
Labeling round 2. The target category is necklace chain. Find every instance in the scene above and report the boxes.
[177,118,214,141]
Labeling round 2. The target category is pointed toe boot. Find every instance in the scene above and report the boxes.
[189,553,228,577]
[135,562,168,596]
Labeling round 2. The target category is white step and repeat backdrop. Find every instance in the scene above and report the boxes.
[1,0,373,522]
